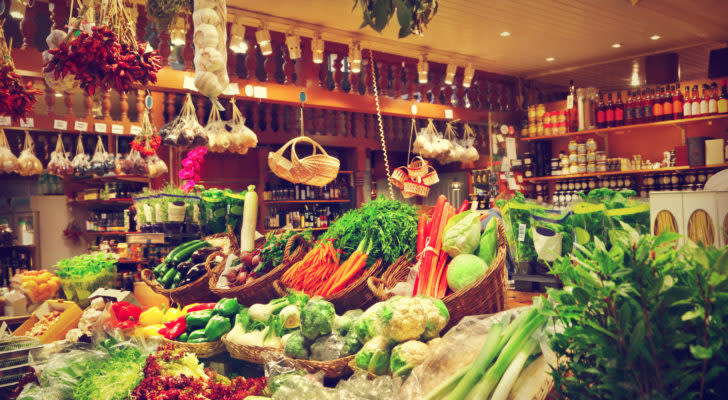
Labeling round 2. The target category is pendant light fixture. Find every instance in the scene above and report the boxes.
[9,0,26,19]
[417,54,429,84]
[311,32,325,64]
[255,23,272,56]
[444,63,457,85]
[462,63,475,88]
[349,41,362,73]
[286,31,302,60]
[170,17,186,47]
[229,24,247,54]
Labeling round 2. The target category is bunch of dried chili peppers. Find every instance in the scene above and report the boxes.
[0,65,41,120]
[44,26,161,95]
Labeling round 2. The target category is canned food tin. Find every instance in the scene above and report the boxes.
[577,143,587,154]
[568,140,578,152]
[587,163,596,173]
[569,153,578,163]
[536,123,544,135]
[586,138,597,151]
[536,104,546,119]
[596,151,607,162]
[557,111,567,123]
[596,163,607,172]
[577,154,587,163]
[528,124,536,136]
[528,106,536,123]
[544,124,552,136]
[570,165,579,174]
[557,122,567,135]
[586,151,596,162]
[543,112,551,125]
[577,165,586,174]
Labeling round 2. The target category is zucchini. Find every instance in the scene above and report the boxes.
[165,240,203,264]
[169,242,211,265]
[172,271,182,288]
[153,262,169,279]
[160,268,177,289]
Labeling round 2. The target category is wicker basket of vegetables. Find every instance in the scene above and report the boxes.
[368,218,508,331]
[141,231,239,306]
[272,198,419,313]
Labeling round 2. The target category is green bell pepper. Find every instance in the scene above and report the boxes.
[204,315,232,341]
[185,309,213,329]
[188,329,207,341]
[177,332,189,342]
[213,298,240,316]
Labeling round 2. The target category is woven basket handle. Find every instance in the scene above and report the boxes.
[272,280,289,297]
[204,250,227,274]
[273,136,299,159]
[283,233,307,259]
[290,136,328,164]
[141,269,167,293]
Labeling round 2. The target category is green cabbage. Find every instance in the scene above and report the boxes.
[442,211,481,257]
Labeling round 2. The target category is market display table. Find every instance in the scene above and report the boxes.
[505,289,542,310]
[0,315,30,329]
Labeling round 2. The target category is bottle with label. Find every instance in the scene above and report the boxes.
[596,93,606,129]
[634,90,644,123]
[683,85,692,118]
[673,83,683,120]
[718,80,728,114]
[691,85,701,117]
[625,91,633,125]
[614,91,624,126]
[606,93,615,127]
[643,89,654,123]
[652,88,663,122]
[700,84,709,116]
[709,82,718,115]
[567,80,579,132]
[663,86,673,120]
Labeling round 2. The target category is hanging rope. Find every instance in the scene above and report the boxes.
[369,49,394,199]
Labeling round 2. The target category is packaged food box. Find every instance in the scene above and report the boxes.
[13,299,82,343]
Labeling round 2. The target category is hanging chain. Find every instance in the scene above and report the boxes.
[369,49,394,199]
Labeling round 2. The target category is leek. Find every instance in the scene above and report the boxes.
[442,322,504,400]
[423,363,470,400]
[489,339,538,400]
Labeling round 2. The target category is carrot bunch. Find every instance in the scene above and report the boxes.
[319,236,372,296]
[280,241,340,295]
[414,195,457,298]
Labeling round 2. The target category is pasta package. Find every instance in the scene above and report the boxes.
[193,0,228,100]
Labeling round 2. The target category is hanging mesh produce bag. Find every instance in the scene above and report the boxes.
[16,132,43,176]
[47,134,74,177]
[71,135,90,175]
[0,129,18,173]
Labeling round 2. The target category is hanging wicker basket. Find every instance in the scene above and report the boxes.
[289,136,340,187]
[402,177,430,198]
[406,156,430,178]
[421,165,439,186]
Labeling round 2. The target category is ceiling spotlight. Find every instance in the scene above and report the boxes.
[444,63,457,85]
[546,57,555,62]
[255,23,272,56]
[462,63,475,88]
[9,0,26,19]
[650,35,661,40]
[499,31,511,37]
[229,24,248,54]
[417,55,429,84]
[286,32,302,60]
[349,41,362,73]
[612,43,622,48]
[311,32,325,64]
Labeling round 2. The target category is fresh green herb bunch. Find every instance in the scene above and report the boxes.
[258,229,313,274]
[543,223,728,400]
[147,0,192,32]
[322,197,418,266]
[55,253,116,278]
[353,0,438,38]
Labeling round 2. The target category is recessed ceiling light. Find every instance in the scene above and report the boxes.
[546,57,555,62]
[612,43,622,48]
[650,35,661,40]
[500,31,511,37]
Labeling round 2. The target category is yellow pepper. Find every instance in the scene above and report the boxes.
[163,307,185,323]
[139,307,164,326]
[135,324,164,338]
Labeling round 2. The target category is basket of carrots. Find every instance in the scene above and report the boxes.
[273,198,419,313]
[208,232,311,306]
[368,196,508,330]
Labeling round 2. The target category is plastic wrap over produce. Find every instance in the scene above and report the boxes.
[397,306,556,400]
[193,0,229,100]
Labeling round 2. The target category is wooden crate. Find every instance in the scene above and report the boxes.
[13,300,82,343]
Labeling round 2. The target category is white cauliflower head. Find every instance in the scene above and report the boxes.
[416,295,450,341]
[389,340,430,377]
[380,296,426,343]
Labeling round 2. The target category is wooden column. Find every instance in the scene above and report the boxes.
[102,90,111,120]
[120,92,129,121]
[50,0,68,31]
[158,32,171,67]
[183,15,194,71]
[20,2,38,49]
[136,89,146,122]
[353,146,368,207]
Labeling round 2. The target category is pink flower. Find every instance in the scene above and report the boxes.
[181,179,195,193]
[179,169,194,180]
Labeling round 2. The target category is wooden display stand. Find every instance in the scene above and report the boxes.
[13,299,82,344]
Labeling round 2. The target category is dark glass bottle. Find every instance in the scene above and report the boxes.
[673,83,683,120]
[596,93,606,129]
[606,93,615,127]
[663,87,673,120]
[614,91,624,126]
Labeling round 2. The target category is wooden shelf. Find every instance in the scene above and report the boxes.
[70,175,150,185]
[264,227,327,233]
[264,199,351,205]
[116,258,148,264]
[524,163,728,182]
[84,231,139,236]
[521,113,728,141]
[68,198,133,207]
[268,170,353,175]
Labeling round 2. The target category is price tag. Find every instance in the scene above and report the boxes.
[53,120,68,130]
[496,134,505,143]
[567,94,574,109]
[505,137,517,160]
[0,116,10,126]
[518,223,527,242]
[183,75,197,91]
[253,86,267,99]
[130,125,142,136]
[74,121,88,131]
[222,83,240,96]
[111,124,124,135]
[94,122,107,133]
[19,118,34,128]
[444,109,454,119]
[507,177,518,190]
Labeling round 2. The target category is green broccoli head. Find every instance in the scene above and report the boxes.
[389,340,430,377]
[342,330,363,356]
[354,336,392,376]
[380,296,426,343]
[283,331,310,359]
[333,309,363,337]
[416,295,450,341]
[354,302,386,343]
[300,298,336,340]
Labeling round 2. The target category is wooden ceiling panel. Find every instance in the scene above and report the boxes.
[229,0,728,77]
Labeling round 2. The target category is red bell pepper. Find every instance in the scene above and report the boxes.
[162,316,186,340]
[111,301,142,329]
[184,303,216,313]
